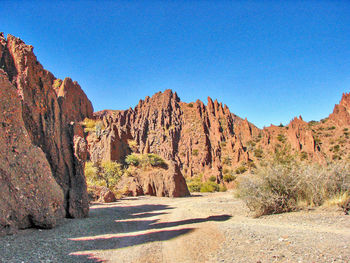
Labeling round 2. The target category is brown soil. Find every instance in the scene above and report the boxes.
[1,191,349,263]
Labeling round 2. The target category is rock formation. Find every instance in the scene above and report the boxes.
[0,69,64,235]
[116,161,190,197]
[0,33,93,234]
[86,90,350,186]
[329,93,350,126]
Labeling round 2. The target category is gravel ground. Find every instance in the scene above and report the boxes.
[0,191,349,263]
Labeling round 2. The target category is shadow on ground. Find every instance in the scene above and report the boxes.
[0,198,231,263]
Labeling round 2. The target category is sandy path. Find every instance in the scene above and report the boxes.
[1,191,349,262]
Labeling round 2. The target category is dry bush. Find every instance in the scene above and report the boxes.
[236,161,350,217]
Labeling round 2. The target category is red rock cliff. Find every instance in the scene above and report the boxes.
[0,33,93,234]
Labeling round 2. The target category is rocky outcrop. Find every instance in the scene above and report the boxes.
[116,162,190,197]
[86,90,254,184]
[329,93,350,126]
[0,33,93,234]
[0,69,64,235]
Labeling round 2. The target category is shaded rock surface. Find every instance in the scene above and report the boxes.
[0,33,93,234]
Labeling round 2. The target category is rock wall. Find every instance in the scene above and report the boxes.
[0,33,93,234]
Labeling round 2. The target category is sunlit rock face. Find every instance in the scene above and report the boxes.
[87,90,252,184]
[0,33,93,235]
[88,88,350,185]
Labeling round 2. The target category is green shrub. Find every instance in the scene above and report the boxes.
[147,153,166,167]
[333,154,341,160]
[328,126,336,130]
[308,120,318,126]
[200,181,220,192]
[192,149,199,156]
[277,134,286,143]
[127,139,138,152]
[333,145,340,152]
[187,181,202,192]
[219,184,227,192]
[235,165,247,174]
[186,174,203,192]
[53,78,62,89]
[188,103,194,108]
[85,161,122,189]
[235,162,350,217]
[321,118,328,123]
[300,151,308,160]
[254,148,263,158]
[81,118,105,134]
[223,173,236,183]
[247,160,257,169]
[186,174,223,193]
[125,154,140,166]
[220,141,227,147]
[209,175,217,182]
[125,153,166,168]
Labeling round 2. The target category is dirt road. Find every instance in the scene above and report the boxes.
[1,191,349,262]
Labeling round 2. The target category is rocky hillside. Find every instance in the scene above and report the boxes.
[87,90,350,184]
[0,34,93,235]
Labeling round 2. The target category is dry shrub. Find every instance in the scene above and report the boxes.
[236,162,350,217]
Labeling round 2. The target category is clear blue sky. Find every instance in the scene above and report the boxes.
[1,1,349,128]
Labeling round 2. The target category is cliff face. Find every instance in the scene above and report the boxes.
[0,69,64,235]
[88,90,350,184]
[0,33,93,234]
[87,90,260,181]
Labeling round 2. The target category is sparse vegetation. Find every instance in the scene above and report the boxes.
[223,173,236,183]
[85,161,123,189]
[188,103,194,108]
[186,174,224,193]
[125,153,166,168]
[53,78,62,89]
[235,165,247,174]
[308,120,318,126]
[321,117,328,123]
[222,155,232,166]
[300,151,308,160]
[277,134,286,143]
[254,147,263,158]
[209,175,217,182]
[192,149,199,156]
[235,161,350,217]
[81,118,105,135]
[127,139,138,152]
[220,141,227,147]
[246,140,256,149]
